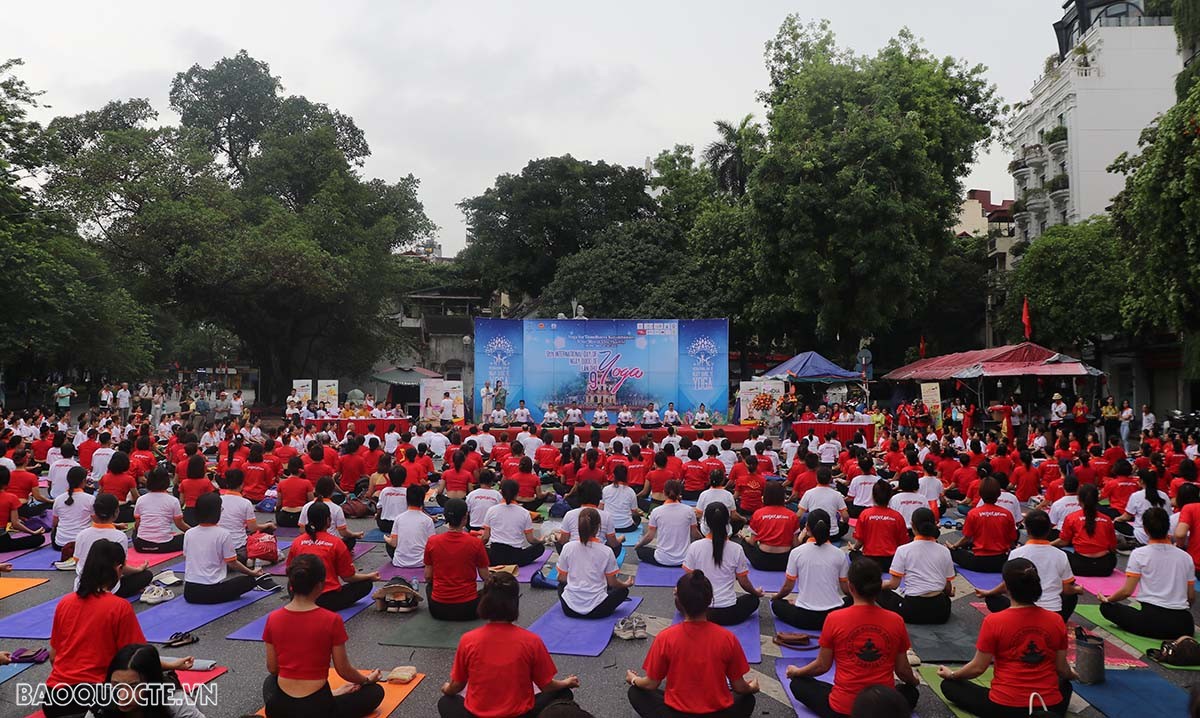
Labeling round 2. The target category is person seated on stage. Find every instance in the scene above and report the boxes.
[617,405,635,427]
[640,403,662,430]
[634,480,699,567]
[603,465,643,533]
[976,509,1080,623]
[556,507,634,619]
[510,400,533,427]
[291,502,380,611]
[132,466,189,554]
[848,480,909,573]
[693,403,713,430]
[683,503,763,626]
[541,403,562,429]
[482,479,549,567]
[72,493,152,597]
[438,573,580,718]
[771,509,852,630]
[489,406,508,426]
[879,508,955,625]
[592,406,611,428]
[387,484,435,567]
[1098,506,1196,639]
[947,477,1017,573]
[182,492,272,603]
[938,558,1076,717]
[424,498,490,621]
[663,402,681,427]
[564,404,584,427]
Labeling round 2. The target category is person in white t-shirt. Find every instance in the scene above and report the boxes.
[592,407,611,427]
[89,433,116,484]
[217,470,274,562]
[466,470,502,530]
[47,443,81,498]
[976,474,1024,527]
[50,466,94,551]
[229,391,245,417]
[383,426,402,455]
[387,484,435,568]
[439,392,455,429]
[815,435,841,466]
[116,383,132,421]
[556,508,633,618]
[1098,507,1195,638]
[489,407,508,426]
[182,492,268,603]
[376,469,408,534]
[662,403,681,426]
[770,509,850,629]
[975,510,1081,621]
[695,471,741,536]
[684,503,763,625]
[556,481,620,554]
[72,493,152,598]
[796,469,849,540]
[888,471,932,529]
[601,465,641,531]
[133,468,189,553]
[1048,475,1082,530]
[299,477,365,549]
[640,404,661,429]
[481,479,547,566]
[472,428,496,457]
[878,508,955,624]
[510,401,532,426]
[633,481,699,567]
[564,405,584,426]
[1116,471,1171,545]
[616,406,635,427]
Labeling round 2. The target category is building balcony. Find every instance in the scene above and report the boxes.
[1046,174,1069,205]
[1044,126,1068,159]
[1009,159,1034,184]
[1023,144,1048,169]
[1024,188,1050,214]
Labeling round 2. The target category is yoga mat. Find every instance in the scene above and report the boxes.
[274,526,301,538]
[254,669,425,717]
[907,620,980,663]
[967,602,1146,669]
[269,538,370,575]
[378,611,484,649]
[955,567,1004,592]
[378,563,425,581]
[619,525,644,546]
[0,595,66,639]
[527,596,643,656]
[1074,571,1137,598]
[138,589,276,642]
[169,538,293,575]
[0,661,34,684]
[125,547,184,568]
[916,665,992,718]
[772,656,834,718]
[177,666,229,690]
[772,617,822,658]
[4,545,62,571]
[547,548,625,583]
[633,562,684,587]
[228,595,373,641]
[0,545,38,564]
[746,567,788,593]
[0,577,48,600]
[363,528,388,542]
[506,548,554,583]
[1074,604,1200,668]
[673,612,761,663]
[1073,668,1189,717]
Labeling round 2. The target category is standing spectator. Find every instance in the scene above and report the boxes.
[55,382,76,415]
[138,382,153,416]
[214,391,231,422]
[230,390,245,419]
[116,383,132,423]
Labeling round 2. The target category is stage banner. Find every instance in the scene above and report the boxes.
[920,382,943,431]
[316,379,339,407]
[474,318,728,422]
[291,379,313,404]
[420,379,466,424]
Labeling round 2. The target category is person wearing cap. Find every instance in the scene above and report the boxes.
[425,498,491,621]
[1049,394,1067,429]
[214,391,231,422]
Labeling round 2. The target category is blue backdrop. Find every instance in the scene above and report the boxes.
[474,319,729,422]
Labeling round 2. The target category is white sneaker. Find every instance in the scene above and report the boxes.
[613,617,636,640]
[140,586,174,604]
[53,558,77,571]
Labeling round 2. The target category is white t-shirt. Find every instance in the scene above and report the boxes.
[73,525,130,592]
[230,398,244,414]
[90,447,115,482]
[663,410,680,424]
[1128,542,1194,609]
[377,486,408,523]
[217,493,256,549]
[890,538,954,597]
[718,450,738,473]
[695,487,736,536]
[420,431,450,457]
[116,389,131,408]
[484,503,533,547]
[489,409,507,424]
[512,408,532,423]
[848,474,881,508]
[593,410,611,424]
[383,432,401,454]
[473,432,496,455]
[888,492,931,529]
[466,487,502,528]
[561,506,615,541]
[683,537,750,609]
[183,525,236,586]
[557,539,619,613]
[48,458,80,497]
[641,410,660,424]
[783,541,849,611]
[816,442,841,463]
[519,435,543,458]
[1049,495,1082,529]
[440,398,454,421]
[977,492,1023,526]
[1123,490,1170,544]
[799,486,847,521]
[648,501,697,566]
[1008,541,1074,612]
[299,499,347,537]
[617,411,634,424]
[918,476,944,506]
[565,409,583,423]
[135,492,183,544]
[601,484,638,530]
[52,491,96,545]
[390,509,435,568]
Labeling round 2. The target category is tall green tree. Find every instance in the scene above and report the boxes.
[702,115,765,197]
[649,144,715,230]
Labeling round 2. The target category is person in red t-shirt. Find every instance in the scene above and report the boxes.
[787,453,820,503]
[129,436,158,480]
[939,557,1075,716]
[513,456,553,511]
[178,454,216,526]
[424,499,490,621]
[740,483,799,572]
[850,481,911,572]
[288,502,380,611]
[276,458,314,528]
[733,456,766,514]
[627,570,759,717]
[77,430,101,472]
[786,558,919,717]
[681,446,709,499]
[1173,482,1200,577]
[948,478,1017,573]
[440,573,579,717]
[1100,460,1139,517]
[949,454,976,502]
[98,451,138,523]
[438,451,474,503]
[335,438,366,495]
[1052,484,1118,578]
[0,467,47,553]
[1010,451,1041,503]
[302,443,335,485]
[6,449,51,517]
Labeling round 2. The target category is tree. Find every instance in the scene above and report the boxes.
[702,115,765,197]
[458,155,656,297]
[750,19,1001,356]
[649,144,715,230]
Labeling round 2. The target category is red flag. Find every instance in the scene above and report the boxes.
[919,335,926,358]
[1022,297,1032,340]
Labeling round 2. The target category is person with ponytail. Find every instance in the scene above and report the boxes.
[182,492,268,604]
[51,466,94,553]
[424,499,491,621]
[1052,483,1118,576]
[787,558,919,717]
[263,554,384,718]
[603,464,643,532]
[133,467,189,553]
[627,571,759,717]
[514,456,553,511]
[0,466,47,554]
[977,510,1081,623]
[45,540,193,718]
[290,501,380,611]
[739,482,799,572]
[97,451,137,523]
[73,493,152,597]
[683,503,763,625]
[771,509,851,629]
[440,573,580,718]
[557,507,634,618]
[89,642,207,718]
[299,477,363,549]
[1100,459,1139,518]
[1116,469,1169,544]
[947,477,1017,573]
[1099,507,1196,639]
[556,480,621,555]
[438,450,473,505]
[848,480,909,572]
[481,479,548,566]
[178,454,216,527]
[634,480,699,567]
[276,457,314,528]
[879,508,955,624]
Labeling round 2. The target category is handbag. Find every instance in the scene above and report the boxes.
[342,496,373,519]
[1148,636,1200,666]
[245,531,278,564]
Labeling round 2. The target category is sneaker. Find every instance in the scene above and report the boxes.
[631,615,648,639]
[254,575,281,592]
[53,558,77,571]
[906,649,921,667]
[613,618,636,640]
[140,585,174,604]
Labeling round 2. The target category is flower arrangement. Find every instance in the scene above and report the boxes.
[750,392,776,412]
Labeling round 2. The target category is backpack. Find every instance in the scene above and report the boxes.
[548,498,571,518]
[255,497,277,512]
[245,532,279,564]
[1149,636,1200,666]
[342,496,372,519]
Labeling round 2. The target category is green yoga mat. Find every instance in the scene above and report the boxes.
[378,611,483,649]
[1073,604,1200,670]
[916,665,993,718]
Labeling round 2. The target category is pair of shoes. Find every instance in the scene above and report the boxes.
[164,632,197,648]
[140,585,175,605]
[254,575,282,592]
[906,649,922,667]
[614,617,637,640]
[629,615,648,639]
[53,558,77,571]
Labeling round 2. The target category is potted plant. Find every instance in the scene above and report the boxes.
[1044,125,1068,144]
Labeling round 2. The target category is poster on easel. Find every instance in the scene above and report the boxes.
[420,379,465,424]
[920,382,943,431]
[739,380,786,425]
[292,379,313,404]
[316,380,339,408]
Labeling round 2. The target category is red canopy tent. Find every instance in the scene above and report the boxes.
[881,342,1101,381]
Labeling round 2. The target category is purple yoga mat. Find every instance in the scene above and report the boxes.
[633,563,684,587]
[673,612,762,663]
[227,595,372,640]
[267,539,372,575]
[955,567,1004,592]
[0,536,39,565]
[773,617,823,658]
[0,594,135,639]
[378,563,425,581]
[165,538,293,575]
[274,527,301,539]
[746,568,787,593]
[773,657,835,718]
[1075,570,1136,597]
[528,596,643,656]
[4,545,61,571]
[137,588,275,642]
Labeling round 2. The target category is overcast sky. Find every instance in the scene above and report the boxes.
[6,1,1065,255]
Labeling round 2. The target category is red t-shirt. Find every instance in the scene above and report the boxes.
[702,457,725,480]
[302,457,335,484]
[1059,509,1117,556]
[978,606,1067,707]
[424,531,489,603]
[1010,465,1040,502]
[48,592,145,686]
[287,533,354,594]
[501,456,522,479]
[6,469,39,500]
[78,440,100,470]
[490,443,511,466]
[452,623,558,718]
[239,462,273,501]
[535,445,561,471]
[990,455,1013,478]
[337,452,365,493]
[820,604,911,715]
[749,506,799,547]
[442,468,473,493]
[953,467,976,495]
[277,475,311,508]
[963,504,1017,555]
[855,506,910,557]
[1179,503,1200,569]
[1101,476,1140,513]
[322,445,341,470]
[884,451,907,474]
[514,471,541,497]
[0,491,22,522]
[682,460,708,492]
[666,455,683,479]
[646,468,672,494]
[789,467,818,496]
[1103,446,1126,465]
[31,438,52,461]
[1044,479,1065,504]
[130,450,157,477]
[643,620,749,714]
[274,445,299,463]
[626,460,647,488]
[735,472,766,512]
[1074,465,1098,486]
[576,467,606,485]
[401,461,429,486]
[178,477,214,508]
[1037,461,1062,486]
[99,471,137,501]
[262,606,348,680]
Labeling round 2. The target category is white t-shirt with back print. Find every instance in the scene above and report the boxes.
[466,487,502,528]
[483,502,533,547]
[52,491,95,546]
[783,540,849,611]
[799,486,846,521]
[647,501,697,566]
[135,491,183,544]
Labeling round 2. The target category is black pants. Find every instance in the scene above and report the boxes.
[263,675,384,718]
[558,584,629,619]
[18,501,50,519]
[1099,600,1195,640]
[682,489,702,502]
[877,590,951,625]
[183,575,257,604]
[437,688,574,718]
[376,518,394,535]
[1115,521,1134,537]
[636,545,681,567]
[615,514,643,532]
[1098,506,1121,519]
[276,510,301,528]
[1067,551,1117,577]
[182,506,199,526]
[520,496,547,512]
[0,531,46,552]
[114,569,153,599]
[847,550,893,573]
[487,542,545,566]
[950,548,1008,573]
[115,503,134,524]
[790,677,918,718]
[133,534,184,553]
[315,580,373,612]
[847,503,868,519]
[427,582,480,621]
[985,593,1078,623]
[942,677,1071,717]
[41,697,94,718]
[708,594,759,626]
[743,543,790,572]
[771,596,850,630]
[628,685,755,717]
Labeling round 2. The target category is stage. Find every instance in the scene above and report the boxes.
[478,424,755,445]
[305,417,411,437]
[792,421,875,446]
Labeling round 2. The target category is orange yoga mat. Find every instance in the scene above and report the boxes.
[0,577,48,600]
[256,669,425,717]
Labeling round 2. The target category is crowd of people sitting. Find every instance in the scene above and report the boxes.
[4,397,1200,717]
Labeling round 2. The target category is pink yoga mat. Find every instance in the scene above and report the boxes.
[1074,571,1137,598]
[968,602,1146,668]
[125,547,183,567]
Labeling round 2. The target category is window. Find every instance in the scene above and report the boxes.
[1097,2,1142,20]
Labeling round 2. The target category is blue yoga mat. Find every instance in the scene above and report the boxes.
[226,595,372,641]
[528,596,643,656]
[747,568,788,593]
[634,563,684,587]
[546,548,625,583]
[0,594,135,639]
[773,617,823,658]
[955,567,1004,592]
[5,545,62,571]
[363,528,388,543]
[0,661,35,684]
[673,612,762,664]
[1073,669,1188,717]
[137,589,276,642]
[619,526,644,546]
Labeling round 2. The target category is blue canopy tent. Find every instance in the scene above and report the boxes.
[760,351,861,383]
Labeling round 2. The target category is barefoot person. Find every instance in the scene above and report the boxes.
[556,507,634,619]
